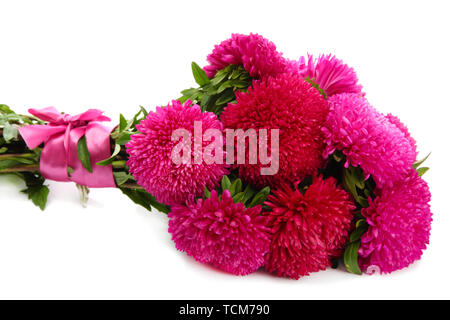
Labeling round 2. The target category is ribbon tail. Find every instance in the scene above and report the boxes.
[18,125,67,150]
[28,107,63,122]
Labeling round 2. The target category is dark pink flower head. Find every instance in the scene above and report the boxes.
[203,33,289,79]
[263,177,355,279]
[168,190,271,276]
[385,113,418,155]
[221,72,329,189]
[298,54,363,97]
[126,100,228,206]
[323,93,417,188]
[359,169,432,274]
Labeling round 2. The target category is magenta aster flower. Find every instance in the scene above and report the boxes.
[203,33,289,79]
[386,113,418,155]
[221,73,329,189]
[264,177,355,279]
[126,100,228,205]
[168,190,271,276]
[323,93,417,188]
[285,56,307,75]
[298,54,363,97]
[359,169,432,274]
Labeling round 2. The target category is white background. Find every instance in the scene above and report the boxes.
[0,0,449,299]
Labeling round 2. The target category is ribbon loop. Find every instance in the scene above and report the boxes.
[18,107,116,188]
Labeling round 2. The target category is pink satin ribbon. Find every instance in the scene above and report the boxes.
[18,107,116,188]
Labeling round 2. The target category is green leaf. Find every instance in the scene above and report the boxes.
[230,68,242,80]
[349,219,369,243]
[124,118,134,132]
[181,88,198,98]
[24,185,50,211]
[113,171,131,186]
[344,241,362,275]
[210,70,228,86]
[77,136,92,173]
[342,168,358,199]
[179,63,251,117]
[221,175,231,191]
[351,166,366,190]
[248,186,270,207]
[116,132,132,145]
[229,178,242,196]
[343,218,368,275]
[0,104,14,114]
[232,192,245,203]
[119,188,170,214]
[241,184,256,206]
[217,81,233,94]
[0,147,7,154]
[178,96,188,103]
[19,172,50,211]
[231,80,251,89]
[201,94,212,108]
[97,143,121,166]
[204,186,211,199]
[119,114,127,132]
[417,167,429,177]
[355,196,369,208]
[215,88,236,106]
[413,152,431,169]
[342,166,369,207]
[3,122,18,142]
[139,105,148,117]
[305,77,327,99]
[191,62,210,86]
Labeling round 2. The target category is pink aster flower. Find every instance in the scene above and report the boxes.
[323,93,417,188]
[359,169,432,273]
[386,113,418,155]
[264,176,355,279]
[168,190,271,276]
[126,100,228,206]
[285,56,307,75]
[298,54,363,97]
[203,33,289,79]
[221,72,329,189]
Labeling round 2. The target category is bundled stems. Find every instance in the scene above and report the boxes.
[0,152,142,188]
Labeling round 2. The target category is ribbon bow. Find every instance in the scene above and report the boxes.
[19,107,116,188]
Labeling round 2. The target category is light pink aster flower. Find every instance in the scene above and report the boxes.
[323,93,417,188]
[168,190,271,276]
[126,100,228,205]
[203,33,289,79]
[359,169,432,273]
[297,54,363,97]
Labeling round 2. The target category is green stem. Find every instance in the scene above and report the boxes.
[112,160,127,168]
[0,159,140,188]
[0,164,39,173]
[120,183,143,189]
[0,153,36,160]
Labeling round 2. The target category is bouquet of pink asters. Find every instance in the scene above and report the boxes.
[0,34,432,279]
